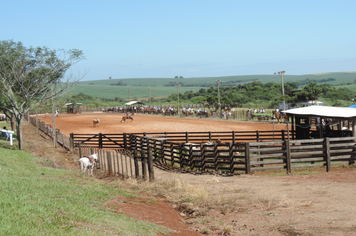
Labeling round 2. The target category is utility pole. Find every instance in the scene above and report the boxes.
[51,84,56,148]
[278,71,286,111]
[128,89,130,102]
[216,80,221,118]
[149,87,151,109]
[176,84,180,116]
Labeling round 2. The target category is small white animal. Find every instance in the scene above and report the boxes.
[78,153,98,176]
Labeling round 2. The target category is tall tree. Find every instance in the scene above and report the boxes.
[0,40,85,149]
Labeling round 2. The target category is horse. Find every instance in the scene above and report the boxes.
[93,119,100,127]
[121,115,134,123]
[272,111,288,124]
[78,153,98,176]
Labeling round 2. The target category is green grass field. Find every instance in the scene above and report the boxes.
[0,145,169,236]
[71,83,202,100]
[72,72,356,100]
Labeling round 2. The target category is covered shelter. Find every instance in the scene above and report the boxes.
[284,106,356,139]
[125,101,145,106]
[65,103,82,114]
[125,101,145,113]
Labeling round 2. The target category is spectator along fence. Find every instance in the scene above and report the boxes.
[72,130,356,175]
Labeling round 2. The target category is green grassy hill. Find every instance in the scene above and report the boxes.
[71,84,202,100]
[72,72,356,100]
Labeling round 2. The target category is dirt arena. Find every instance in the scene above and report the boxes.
[38,112,288,136]
[35,112,356,235]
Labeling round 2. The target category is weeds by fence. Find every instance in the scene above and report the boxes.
[28,116,73,151]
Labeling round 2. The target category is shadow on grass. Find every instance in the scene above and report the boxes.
[0,140,18,150]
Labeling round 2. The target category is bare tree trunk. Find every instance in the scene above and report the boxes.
[16,115,24,150]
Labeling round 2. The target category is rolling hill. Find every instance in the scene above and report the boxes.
[71,72,356,100]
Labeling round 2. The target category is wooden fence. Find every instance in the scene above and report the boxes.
[71,105,275,121]
[28,116,73,150]
[72,130,292,149]
[28,116,356,175]
[79,144,154,181]
[127,134,356,175]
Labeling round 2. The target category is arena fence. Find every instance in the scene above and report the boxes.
[79,144,154,181]
[127,135,356,175]
[72,131,356,175]
[71,130,292,150]
[26,115,356,176]
[77,105,275,121]
[28,116,73,151]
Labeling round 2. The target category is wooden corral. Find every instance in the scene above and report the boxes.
[71,131,356,175]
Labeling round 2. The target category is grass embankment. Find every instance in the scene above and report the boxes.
[0,145,169,235]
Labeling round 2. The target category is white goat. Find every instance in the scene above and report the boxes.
[78,153,98,176]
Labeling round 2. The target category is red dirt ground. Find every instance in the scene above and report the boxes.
[38,112,288,136]
[35,113,356,236]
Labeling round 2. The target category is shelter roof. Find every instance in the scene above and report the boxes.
[64,103,82,106]
[125,101,145,105]
[284,106,356,118]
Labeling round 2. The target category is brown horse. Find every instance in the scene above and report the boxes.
[272,111,288,124]
[121,115,133,123]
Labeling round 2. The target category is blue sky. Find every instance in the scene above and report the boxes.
[1,0,355,81]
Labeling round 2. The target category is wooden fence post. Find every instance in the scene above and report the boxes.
[141,150,147,181]
[70,133,74,151]
[229,142,234,173]
[119,151,124,176]
[281,130,285,141]
[99,133,103,149]
[185,132,189,143]
[256,131,260,142]
[245,143,251,174]
[134,150,139,179]
[285,140,291,175]
[148,147,155,182]
[78,143,82,158]
[128,151,133,178]
[170,143,175,166]
[325,138,331,172]
[107,151,113,176]
[123,133,127,150]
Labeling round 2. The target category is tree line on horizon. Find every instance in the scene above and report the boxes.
[68,80,355,113]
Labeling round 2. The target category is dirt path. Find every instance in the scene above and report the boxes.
[35,113,356,235]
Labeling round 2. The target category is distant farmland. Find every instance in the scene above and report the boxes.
[71,84,202,99]
[72,72,356,99]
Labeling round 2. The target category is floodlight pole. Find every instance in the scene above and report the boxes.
[176,84,180,116]
[278,71,286,111]
[216,80,221,118]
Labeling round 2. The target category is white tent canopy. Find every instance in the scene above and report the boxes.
[284,106,356,119]
[125,101,145,106]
